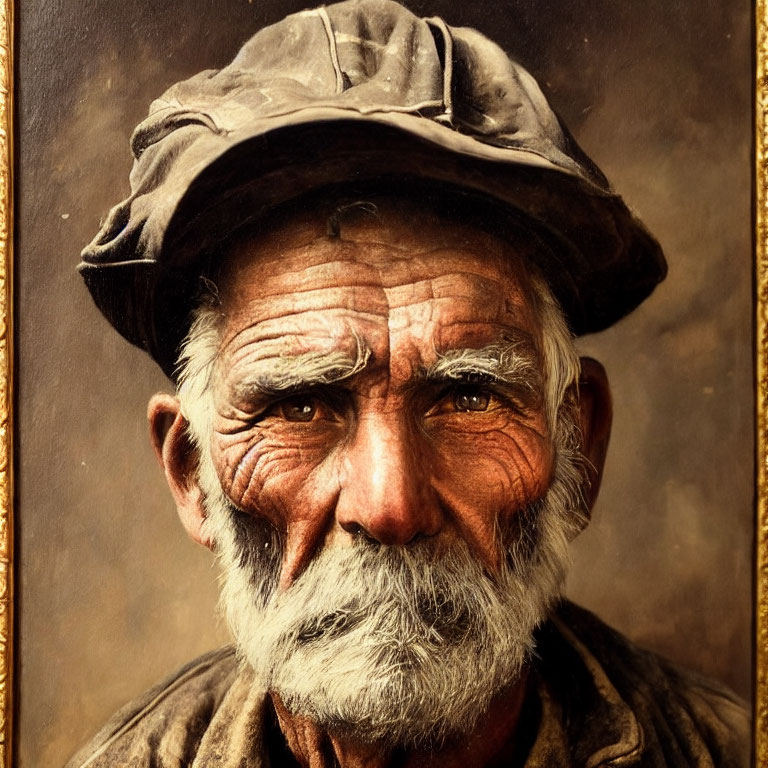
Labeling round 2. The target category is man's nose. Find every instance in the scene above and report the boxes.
[335,414,442,545]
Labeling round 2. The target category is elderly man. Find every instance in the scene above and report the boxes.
[68,1,748,766]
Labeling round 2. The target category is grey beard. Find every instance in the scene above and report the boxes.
[197,420,585,750]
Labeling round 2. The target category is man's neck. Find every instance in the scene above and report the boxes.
[270,672,531,768]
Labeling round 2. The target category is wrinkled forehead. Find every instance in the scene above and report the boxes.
[208,197,549,376]
[217,197,543,307]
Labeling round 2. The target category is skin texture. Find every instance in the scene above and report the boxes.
[148,202,612,767]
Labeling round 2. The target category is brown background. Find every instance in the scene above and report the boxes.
[15,1,753,766]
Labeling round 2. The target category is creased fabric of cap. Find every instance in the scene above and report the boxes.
[79,0,666,379]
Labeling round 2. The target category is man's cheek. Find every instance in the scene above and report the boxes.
[433,426,554,511]
[212,428,333,525]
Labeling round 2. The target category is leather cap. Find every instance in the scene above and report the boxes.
[79,0,666,380]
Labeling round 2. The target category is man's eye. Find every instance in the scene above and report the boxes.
[258,388,348,424]
[453,389,491,412]
[278,398,318,422]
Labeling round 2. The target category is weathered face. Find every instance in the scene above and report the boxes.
[207,203,555,589]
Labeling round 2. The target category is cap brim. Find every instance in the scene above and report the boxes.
[81,109,666,379]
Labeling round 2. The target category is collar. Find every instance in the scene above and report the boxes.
[524,604,644,767]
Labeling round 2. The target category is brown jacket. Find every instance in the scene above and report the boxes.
[65,602,749,767]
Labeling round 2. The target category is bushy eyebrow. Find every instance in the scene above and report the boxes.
[230,339,540,404]
[231,343,372,402]
[423,342,542,390]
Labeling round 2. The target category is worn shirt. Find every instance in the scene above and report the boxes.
[65,602,749,767]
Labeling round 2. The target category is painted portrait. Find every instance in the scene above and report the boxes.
[12,0,758,765]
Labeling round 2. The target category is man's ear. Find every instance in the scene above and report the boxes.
[148,393,213,550]
[576,357,612,513]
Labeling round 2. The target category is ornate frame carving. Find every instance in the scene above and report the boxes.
[756,1,768,762]
[0,0,12,764]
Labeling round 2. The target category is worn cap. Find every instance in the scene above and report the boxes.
[79,0,666,380]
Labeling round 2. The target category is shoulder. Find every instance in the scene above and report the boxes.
[537,601,750,768]
[64,646,242,768]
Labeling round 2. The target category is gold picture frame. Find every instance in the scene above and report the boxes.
[755,0,768,761]
[0,0,11,764]
[5,0,763,764]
